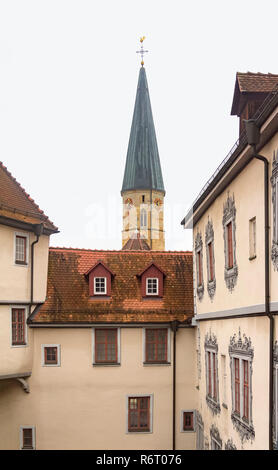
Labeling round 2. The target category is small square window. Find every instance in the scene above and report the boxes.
[42,344,61,366]
[94,277,107,295]
[183,412,194,431]
[146,278,158,295]
[15,235,27,264]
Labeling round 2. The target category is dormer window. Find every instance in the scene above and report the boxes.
[85,261,115,297]
[137,263,166,298]
[94,277,107,295]
[146,278,158,295]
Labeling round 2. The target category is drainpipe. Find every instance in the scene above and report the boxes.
[171,320,179,450]
[29,223,43,317]
[245,120,273,450]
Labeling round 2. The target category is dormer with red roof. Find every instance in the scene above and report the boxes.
[85,261,115,297]
[137,262,166,298]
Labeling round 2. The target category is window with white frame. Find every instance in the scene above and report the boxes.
[15,233,28,265]
[20,426,35,450]
[229,329,255,441]
[42,344,61,366]
[146,278,158,295]
[126,394,153,433]
[205,332,220,415]
[94,277,107,295]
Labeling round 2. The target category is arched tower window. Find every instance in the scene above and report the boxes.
[140,208,147,229]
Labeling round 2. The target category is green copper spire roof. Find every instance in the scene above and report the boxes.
[121,67,165,194]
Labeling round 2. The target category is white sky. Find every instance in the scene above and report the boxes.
[0,0,277,251]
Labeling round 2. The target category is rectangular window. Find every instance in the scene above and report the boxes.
[182,411,194,431]
[243,359,249,420]
[145,328,168,363]
[221,354,227,406]
[197,251,202,286]
[208,351,212,397]
[20,426,35,450]
[249,217,256,259]
[213,353,217,400]
[128,396,150,432]
[146,278,158,295]
[44,346,58,365]
[12,308,26,346]
[15,235,27,264]
[234,358,240,415]
[94,277,106,295]
[95,328,118,363]
[227,222,233,268]
[208,242,214,281]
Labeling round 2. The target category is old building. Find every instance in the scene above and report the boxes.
[182,72,278,450]
[0,62,196,450]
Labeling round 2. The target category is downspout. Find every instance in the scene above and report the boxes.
[171,320,179,450]
[29,223,43,317]
[245,120,272,450]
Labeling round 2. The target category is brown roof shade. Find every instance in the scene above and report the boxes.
[231,72,278,116]
[122,237,151,251]
[0,161,58,233]
[29,248,193,325]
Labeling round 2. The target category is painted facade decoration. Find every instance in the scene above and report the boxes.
[271,149,278,270]
[204,331,220,415]
[205,218,216,300]
[210,424,222,450]
[195,231,204,301]
[229,329,255,442]
[223,193,238,292]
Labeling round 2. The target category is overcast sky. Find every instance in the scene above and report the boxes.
[1,0,277,251]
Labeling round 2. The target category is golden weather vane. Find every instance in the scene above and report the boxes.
[136,36,148,67]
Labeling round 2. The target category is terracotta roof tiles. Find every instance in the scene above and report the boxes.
[30,247,193,325]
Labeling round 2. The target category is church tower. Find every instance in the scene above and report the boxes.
[121,52,165,250]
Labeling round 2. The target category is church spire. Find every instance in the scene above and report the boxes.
[121,65,165,195]
[121,39,165,251]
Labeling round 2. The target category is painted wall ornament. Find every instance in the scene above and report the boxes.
[195,231,204,301]
[223,192,238,292]
[205,218,216,300]
[271,149,278,270]
[229,328,255,442]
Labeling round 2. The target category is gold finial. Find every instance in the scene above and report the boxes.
[136,36,148,67]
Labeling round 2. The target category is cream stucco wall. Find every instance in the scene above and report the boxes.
[0,326,197,450]
[0,224,50,377]
[197,317,270,450]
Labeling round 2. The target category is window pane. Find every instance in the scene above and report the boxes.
[23,428,33,448]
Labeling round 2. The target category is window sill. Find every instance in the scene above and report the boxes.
[15,261,28,266]
[231,411,255,440]
[143,361,171,366]
[93,362,121,367]
[249,255,257,261]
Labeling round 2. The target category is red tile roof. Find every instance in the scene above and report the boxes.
[30,247,193,324]
[122,237,151,250]
[0,161,58,232]
[236,72,278,93]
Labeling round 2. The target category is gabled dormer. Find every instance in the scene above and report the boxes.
[137,262,166,298]
[85,261,115,297]
[231,72,278,137]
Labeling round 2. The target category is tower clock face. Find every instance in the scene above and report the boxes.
[154,198,163,207]
[125,198,133,209]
